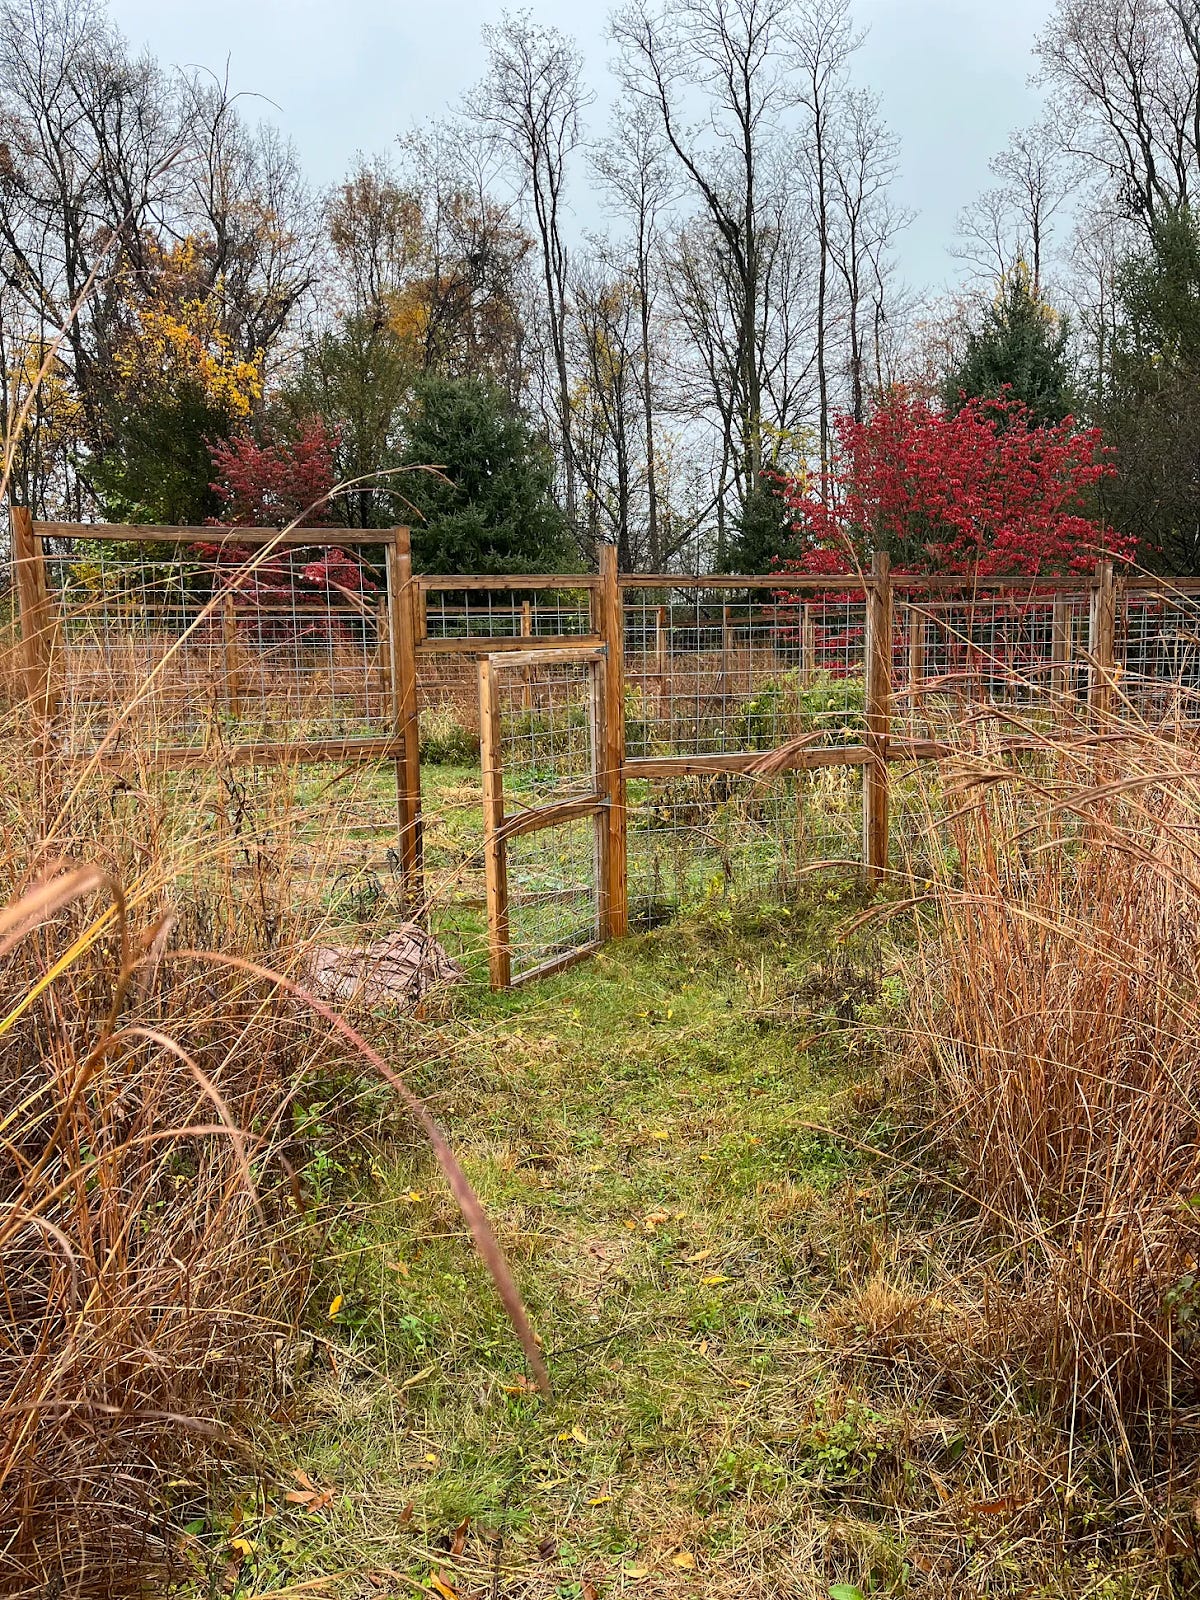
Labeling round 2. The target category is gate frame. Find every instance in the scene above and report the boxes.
[478,642,612,990]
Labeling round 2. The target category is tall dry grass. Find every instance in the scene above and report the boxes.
[0,563,544,1596]
[907,717,1200,1427]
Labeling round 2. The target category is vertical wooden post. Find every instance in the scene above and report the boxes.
[654,603,668,709]
[520,599,534,710]
[386,527,424,910]
[1088,560,1117,721]
[862,551,892,884]
[11,505,57,719]
[907,603,925,729]
[221,592,242,719]
[478,656,511,990]
[595,543,628,940]
[1051,594,1072,713]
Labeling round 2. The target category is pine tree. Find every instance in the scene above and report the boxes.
[943,264,1075,427]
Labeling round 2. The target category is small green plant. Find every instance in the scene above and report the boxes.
[418,703,479,764]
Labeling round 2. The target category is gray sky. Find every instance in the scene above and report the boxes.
[108,0,1055,293]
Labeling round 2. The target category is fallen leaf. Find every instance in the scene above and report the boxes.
[229,1537,254,1558]
[537,1535,558,1561]
[571,1425,589,1445]
[685,1248,713,1263]
[398,1502,415,1526]
[429,1572,457,1600]
[387,1260,410,1277]
[623,1565,649,1579]
[582,1581,599,1600]
[672,1551,696,1569]
[701,1273,731,1286]
[586,1494,612,1506]
[405,1190,425,1204]
[327,1294,343,1319]
[648,1130,670,1140]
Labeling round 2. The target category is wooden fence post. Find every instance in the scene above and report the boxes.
[478,655,511,990]
[11,504,58,719]
[1088,560,1117,721]
[863,550,892,884]
[386,526,424,909]
[596,543,628,940]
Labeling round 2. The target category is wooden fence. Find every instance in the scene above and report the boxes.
[9,508,1200,986]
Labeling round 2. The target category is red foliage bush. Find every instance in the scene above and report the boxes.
[776,389,1132,579]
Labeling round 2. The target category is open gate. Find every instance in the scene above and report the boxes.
[478,642,620,987]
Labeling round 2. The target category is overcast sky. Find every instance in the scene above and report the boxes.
[107,0,1057,294]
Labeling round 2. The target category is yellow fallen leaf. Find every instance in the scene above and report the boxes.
[587,1494,612,1505]
[405,1190,425,1203]
[623,1565,649,1580]
[648,1129,670,1140]
[672,1551,696,1569]
[685,1248,713,1263]
[430,1572,458,1599]
[327,1294,343,1319]
[571,1425,589,1445]
[229,1536,255,1557]
[424,1452,440,1464]
[701,1274,731,1286]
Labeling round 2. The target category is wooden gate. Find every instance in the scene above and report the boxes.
[479,643,617,988]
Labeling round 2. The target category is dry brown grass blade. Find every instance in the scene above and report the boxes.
[169,946,552,1397]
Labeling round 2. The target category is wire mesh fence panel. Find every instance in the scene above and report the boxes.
[1118,587,1200,719]
[42,534,389,752]
[621,585,869,758]
[421,586,593,641]
[896,589,1092,739]
[480,649,604,984]
[627,765,864,927]
[505,813,601,978]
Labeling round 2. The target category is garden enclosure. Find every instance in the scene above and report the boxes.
[9,506,1200,986]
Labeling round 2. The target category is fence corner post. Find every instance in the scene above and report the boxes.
[386,526,424,912]
[596,542,628,940]
[1088,559,1116,721]
[863,549,892,885]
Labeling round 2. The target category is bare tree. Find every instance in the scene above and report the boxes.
[1036,0,1200,227]
[470,14,591,550]
[827,87,907,421]
[954,124,1071,294]
[593,105,672,568]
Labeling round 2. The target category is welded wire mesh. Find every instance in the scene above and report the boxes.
[626,767,863,926]
[506,816,600,978]
[485,653,601,980]
[622,584,869,757]
[1118,586,1200,719]
[42,535,388,751]
[421,586,592,641]
[896,588,1093,739]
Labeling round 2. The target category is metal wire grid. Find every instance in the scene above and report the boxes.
[627,766,863,926]
[505,814,601,979]
[621,586,869,758]
[421,587,592,641]
[1118,589,1200,719]
[43,536,389,750]
[487,655,601,978]
[895,590,1092,739]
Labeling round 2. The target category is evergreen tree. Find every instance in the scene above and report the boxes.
[726,480,794,572]
[402,374,570,574]
[943,264,1075,426]
[1100,208,1200,573]
[91,382,231,525]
